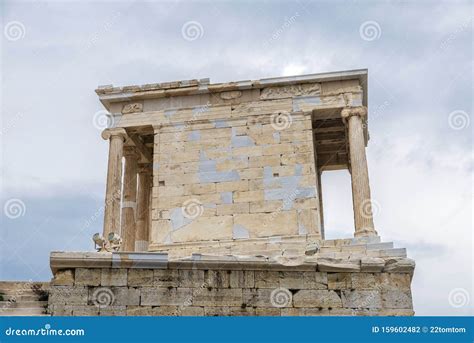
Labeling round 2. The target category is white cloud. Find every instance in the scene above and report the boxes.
[282,63,308,76]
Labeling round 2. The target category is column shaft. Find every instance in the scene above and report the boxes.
[135,166,151,252]
[317,170,325,239]
[102,129,126,238]
[149,126,160,247]
[342,107,377,237]
[121,147,138,251]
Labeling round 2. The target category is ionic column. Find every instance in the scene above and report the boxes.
[341,106,377,237]
[121,146,138,251]
[101,128,127,238]
[149,125,161,247]
[135,164,151,252]
[317,170,325,239]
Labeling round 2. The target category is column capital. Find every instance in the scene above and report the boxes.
[101,128,127,141]
[341,106,367,123]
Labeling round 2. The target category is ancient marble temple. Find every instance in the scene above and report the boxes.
[48,69,416,316]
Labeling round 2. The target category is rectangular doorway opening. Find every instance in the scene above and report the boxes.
[319,170,354,240]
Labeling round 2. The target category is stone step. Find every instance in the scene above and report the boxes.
[0,281,49,290]
[0,307,48,316]
[0,290,49,301]
[0,288,43,296]
[0,294,44,302]
[321,236,382,247]
[0,301,48,309]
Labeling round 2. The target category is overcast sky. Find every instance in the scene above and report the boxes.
[1,0,472,316]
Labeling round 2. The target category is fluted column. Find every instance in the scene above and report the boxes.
[341,106,377,237]
[317,170,325,239]
[135,164,151,252]
[101,128,127,238]
[149,125,161,247]
[121,146,138,251]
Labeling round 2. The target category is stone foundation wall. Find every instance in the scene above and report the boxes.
[48,255,414,316]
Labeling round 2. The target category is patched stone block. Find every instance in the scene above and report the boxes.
[52,269,74,286]
[293,290,342,308]
[75,268,101,286]
[193,288,242,307]
[101,269,127,287]
[141,287,193,306]
[128,269,154,287]
[342,290,382,309]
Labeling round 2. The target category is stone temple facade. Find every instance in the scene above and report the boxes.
[48,69,415,316]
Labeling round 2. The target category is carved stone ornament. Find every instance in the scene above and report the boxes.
[260,83,321,100]
[220,90,242,100]
[122,102,143,114]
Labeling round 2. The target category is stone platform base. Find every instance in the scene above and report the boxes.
[48,237,415,316]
